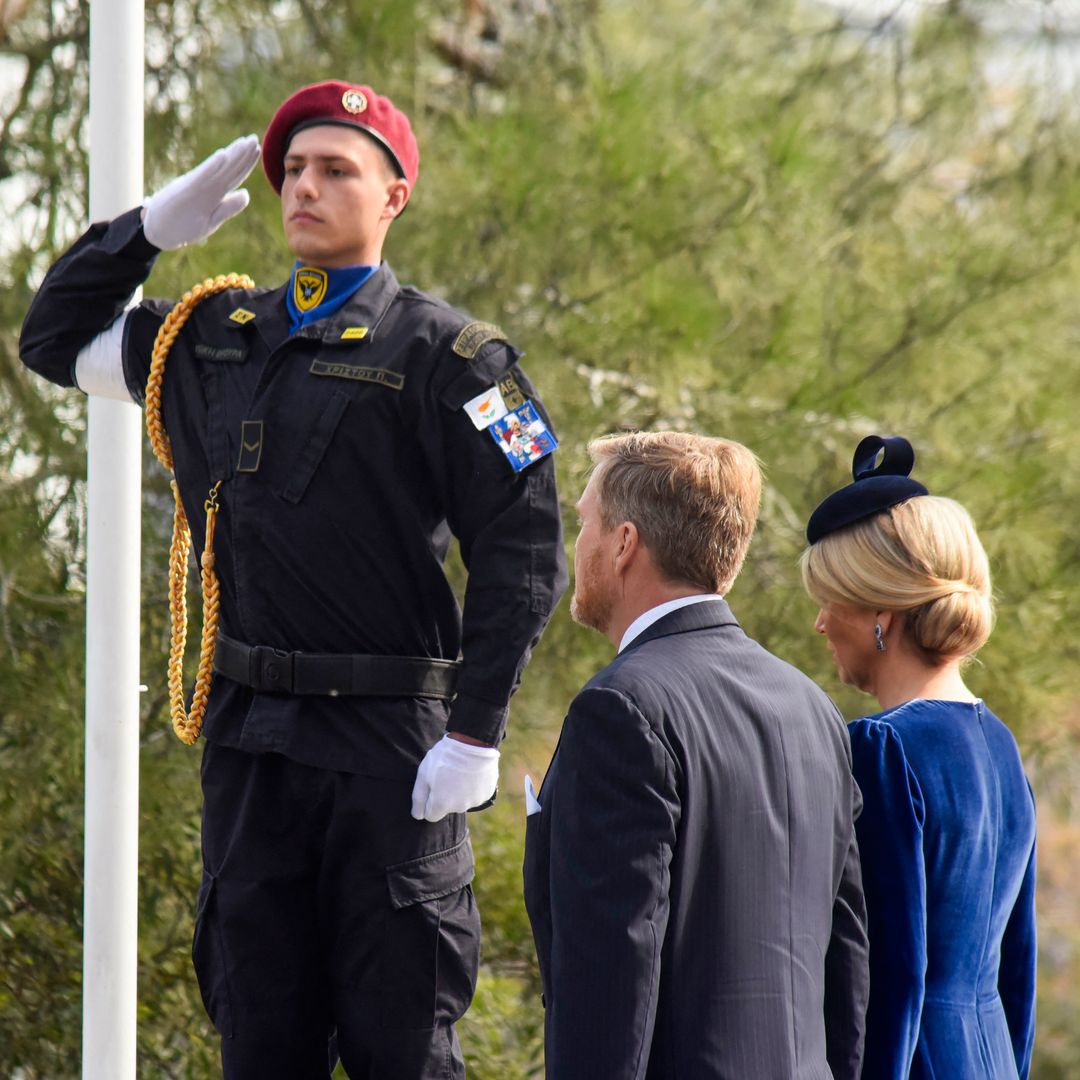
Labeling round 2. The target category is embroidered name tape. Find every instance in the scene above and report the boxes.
[309,360,404,389]
[488,401,558,472]
[463,385,509,430]
[195,343,247,363]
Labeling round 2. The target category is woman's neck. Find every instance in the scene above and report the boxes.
[870,650,977,713]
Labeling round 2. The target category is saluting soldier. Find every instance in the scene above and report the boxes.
[20,81,567,1079]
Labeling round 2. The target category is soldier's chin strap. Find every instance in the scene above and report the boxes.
[145,274,255,744]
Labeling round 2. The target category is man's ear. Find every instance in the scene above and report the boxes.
[383,179,410,220]
[612,521,639,577]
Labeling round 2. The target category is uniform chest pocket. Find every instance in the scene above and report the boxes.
[279,390,350,504]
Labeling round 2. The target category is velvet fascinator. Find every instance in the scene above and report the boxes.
[805,435,928,544]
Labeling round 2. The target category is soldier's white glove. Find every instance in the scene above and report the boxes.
[142,134,261,251]
[411,735,500,822]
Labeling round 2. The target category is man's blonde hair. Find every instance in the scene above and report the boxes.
[588,431,762,595]
[800,496,994,661]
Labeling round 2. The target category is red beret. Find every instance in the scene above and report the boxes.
[262,81,419,196]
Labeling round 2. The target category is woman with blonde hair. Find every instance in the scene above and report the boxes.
[802,435,1036,1080]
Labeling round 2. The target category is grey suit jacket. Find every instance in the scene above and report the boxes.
[523,599,869,1079]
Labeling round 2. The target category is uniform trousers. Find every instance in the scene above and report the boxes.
[194,742,480,1079]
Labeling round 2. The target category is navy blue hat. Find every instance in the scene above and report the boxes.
[806,435,928,544]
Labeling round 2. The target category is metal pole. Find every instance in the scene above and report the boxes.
[83,0,144,1075]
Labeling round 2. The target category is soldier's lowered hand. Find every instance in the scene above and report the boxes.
[411,734,500,822]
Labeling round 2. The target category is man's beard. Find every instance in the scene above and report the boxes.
[570,546,614,635]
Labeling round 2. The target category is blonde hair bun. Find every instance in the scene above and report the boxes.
[801,496,994,661]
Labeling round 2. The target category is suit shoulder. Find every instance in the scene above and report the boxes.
[580,652,649,698]
[563,681,677,780]
[728,630,846,718]
[612,624,827,693]
[577,654,674,732]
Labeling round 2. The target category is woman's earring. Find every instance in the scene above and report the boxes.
[874,623,887,652]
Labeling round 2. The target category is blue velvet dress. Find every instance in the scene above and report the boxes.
[849,699,1036,1080]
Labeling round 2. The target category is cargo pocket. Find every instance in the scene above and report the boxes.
[191,871,234,1038]
[279,390,350,504]
[381,835,481,1030]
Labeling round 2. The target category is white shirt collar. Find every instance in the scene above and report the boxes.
[618,594,719,653]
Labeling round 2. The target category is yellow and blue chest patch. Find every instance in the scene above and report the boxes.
[294,267,329,312]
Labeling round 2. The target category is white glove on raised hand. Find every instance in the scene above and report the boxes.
[411,735,500,822]
[142,134,261,251]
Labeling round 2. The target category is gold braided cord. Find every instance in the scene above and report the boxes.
[145,274,255,744]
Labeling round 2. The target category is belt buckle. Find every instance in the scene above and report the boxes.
[252,645,294,693]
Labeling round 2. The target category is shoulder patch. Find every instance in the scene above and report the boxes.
[452,321,508,360]
[488,401,558,472]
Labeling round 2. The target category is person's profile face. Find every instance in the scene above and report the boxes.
[570,475,616,635]
[814,602,880,693]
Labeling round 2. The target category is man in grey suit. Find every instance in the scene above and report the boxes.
[523,431,868,1079]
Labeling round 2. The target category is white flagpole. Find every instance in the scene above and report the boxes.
[82,0,144,1075]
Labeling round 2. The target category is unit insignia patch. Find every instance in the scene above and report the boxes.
[488,402,558,472]
[294,267,329,312]
[451,322,508,360]
[496,372,526,410]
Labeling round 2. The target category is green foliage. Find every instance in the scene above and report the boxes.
[3,0,1080,1074]
[459,797,546,1078]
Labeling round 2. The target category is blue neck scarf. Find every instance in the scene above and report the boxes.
[286,262,377,334]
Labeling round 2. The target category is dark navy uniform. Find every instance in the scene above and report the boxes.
[20,207,567,1078]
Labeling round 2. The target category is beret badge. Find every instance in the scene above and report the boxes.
[805,435,928,544]
[341,88,368,114]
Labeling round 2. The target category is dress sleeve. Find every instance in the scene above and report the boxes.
[544,686,680,1080]
[849,718,927,1080]
[999,784,1037,1080]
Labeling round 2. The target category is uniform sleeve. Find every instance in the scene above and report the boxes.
[999,790,1037,1079]
[544,686,680,1080]
[19,207,161,394]
[824,758,870,1080]
[849,719,927,1080]
[433,339,568,745]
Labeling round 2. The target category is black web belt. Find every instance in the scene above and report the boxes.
[214,633,460,700]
